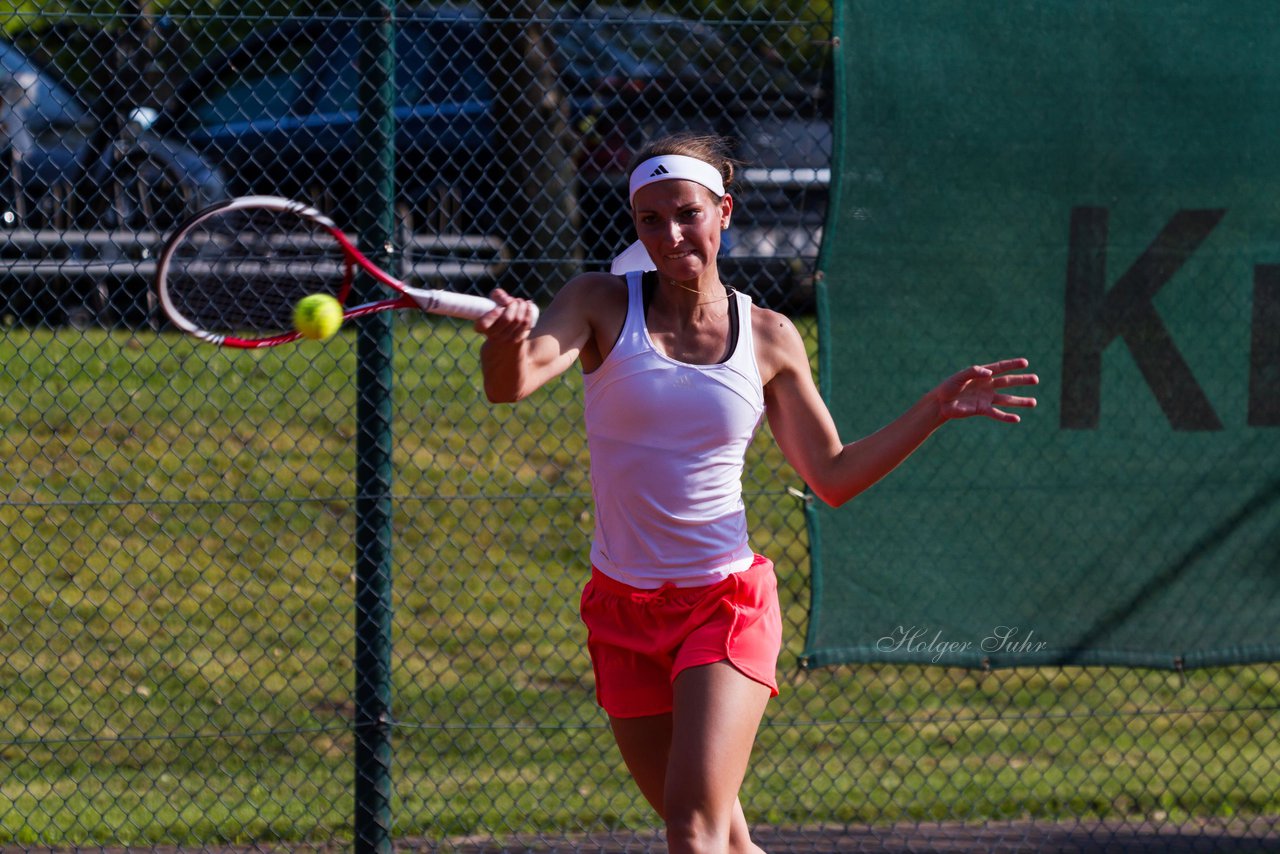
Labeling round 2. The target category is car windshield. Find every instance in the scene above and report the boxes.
[315,16,489,114]
[0,41,84,127]
[548,11,735,87]
[194,40,310,125]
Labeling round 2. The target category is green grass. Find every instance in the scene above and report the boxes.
[0,320,1277,846]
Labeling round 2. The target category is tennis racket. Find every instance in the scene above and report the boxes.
[155,195,528,348]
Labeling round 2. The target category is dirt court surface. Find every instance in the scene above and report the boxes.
[12,817,1278,854]
[434,818,1280,853]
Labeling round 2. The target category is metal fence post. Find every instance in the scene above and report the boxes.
[353,2,397,853]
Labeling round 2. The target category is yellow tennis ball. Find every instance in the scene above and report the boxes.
[293,294,342,341]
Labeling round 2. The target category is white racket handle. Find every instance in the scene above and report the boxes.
[405,287,539,325]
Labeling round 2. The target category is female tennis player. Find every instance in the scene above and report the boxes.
[474,133,1038,854]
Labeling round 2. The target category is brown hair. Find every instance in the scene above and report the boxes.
[628,132,737,195]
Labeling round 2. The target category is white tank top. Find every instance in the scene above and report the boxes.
[584,272,765,588]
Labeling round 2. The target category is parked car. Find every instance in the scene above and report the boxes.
[725,107,831,312]
[0,38,228,326]
[155,2,830,308]
[152,4,506,287]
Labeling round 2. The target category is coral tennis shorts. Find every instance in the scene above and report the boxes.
[579,554,782,719]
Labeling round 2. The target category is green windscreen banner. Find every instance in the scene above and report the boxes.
[804,1,1280,669]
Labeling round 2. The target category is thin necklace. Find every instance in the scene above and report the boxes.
[665,278,732,305]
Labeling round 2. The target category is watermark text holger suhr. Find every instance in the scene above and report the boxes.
[877,625,1049,663]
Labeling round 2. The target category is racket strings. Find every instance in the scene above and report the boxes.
[164,208,350,334]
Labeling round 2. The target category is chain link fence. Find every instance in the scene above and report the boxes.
[0,1,1277,851]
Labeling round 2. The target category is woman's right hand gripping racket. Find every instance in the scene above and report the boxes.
[155,195,535,348]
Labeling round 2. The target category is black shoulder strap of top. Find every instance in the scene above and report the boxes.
[721,288,739,364]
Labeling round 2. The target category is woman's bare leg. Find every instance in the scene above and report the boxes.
[605,662,770,854]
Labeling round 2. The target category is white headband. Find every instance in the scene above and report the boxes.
[628,155,726,204]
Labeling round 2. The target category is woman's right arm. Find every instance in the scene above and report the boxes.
[475,273,611,403]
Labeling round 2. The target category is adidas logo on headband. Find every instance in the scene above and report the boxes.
[629,155,727,203]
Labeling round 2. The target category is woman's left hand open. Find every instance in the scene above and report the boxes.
[934,358,1039,423]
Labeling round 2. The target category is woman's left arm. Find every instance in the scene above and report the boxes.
[758,312,1038,508]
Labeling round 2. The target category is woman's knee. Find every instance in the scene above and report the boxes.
[665,822,722,854]
[665,797,765,854]
[664,802,731,854]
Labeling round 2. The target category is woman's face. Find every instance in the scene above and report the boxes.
[631,179,732,281]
